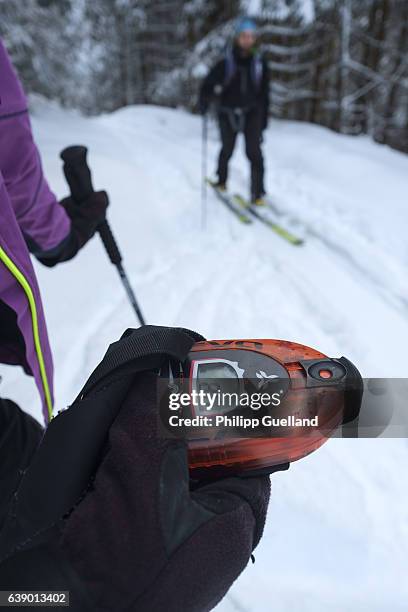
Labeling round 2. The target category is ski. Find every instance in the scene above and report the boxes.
[263,198,295,221]
[233,194,304,246]
[206,179,253,225]
[262,197,307,233]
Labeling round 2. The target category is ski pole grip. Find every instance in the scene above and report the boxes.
[61,146,122,264]
[60,145,94,203]
[98,220,122,266]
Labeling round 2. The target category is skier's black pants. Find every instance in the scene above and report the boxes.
[0,398,43,530]
[217,108,265,199]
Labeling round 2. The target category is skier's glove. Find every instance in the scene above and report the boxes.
[0,327,270,612]
[60,374,270,611]
[60,190,108,249]
[36,191,108,267]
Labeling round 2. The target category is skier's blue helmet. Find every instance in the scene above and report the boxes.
[235,16,257,36]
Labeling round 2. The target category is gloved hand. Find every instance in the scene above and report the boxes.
[0,327,271,612]
[60,190,109,249]
[36,190,108,266]
[61,373,270,611]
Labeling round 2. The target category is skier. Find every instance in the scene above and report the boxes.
[0,40,271,610]
[199,17,269,204]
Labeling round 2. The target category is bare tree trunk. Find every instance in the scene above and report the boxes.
[381,1,408,149]
[339,0,352,133]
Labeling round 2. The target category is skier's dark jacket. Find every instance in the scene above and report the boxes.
[0,326,271,612]
[199,45,269,128]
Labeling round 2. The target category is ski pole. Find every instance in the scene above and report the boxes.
[201,114,208,230]
[60,145,146,326]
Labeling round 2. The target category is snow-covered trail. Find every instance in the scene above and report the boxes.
[98,105,408,375]
[2,101,407,610]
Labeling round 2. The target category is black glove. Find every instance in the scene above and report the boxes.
[61,374,270,611]
[0,327,270,612]
[60,190,108,249]
[36,191,108,267]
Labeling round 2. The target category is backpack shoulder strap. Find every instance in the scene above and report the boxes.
[224,47,263,91]
[223,45,236,89]
[251,51,264,90]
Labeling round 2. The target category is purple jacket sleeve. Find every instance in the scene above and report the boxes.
[0,39,71,254]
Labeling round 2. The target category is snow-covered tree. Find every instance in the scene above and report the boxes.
[0,0,86,108]
[1,0,407,153]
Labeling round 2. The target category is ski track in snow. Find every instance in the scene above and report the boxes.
[235,159,408,315]
[2,101,407,611]
[272,188,408,314]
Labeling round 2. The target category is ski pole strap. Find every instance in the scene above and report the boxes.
[77,325,204,400]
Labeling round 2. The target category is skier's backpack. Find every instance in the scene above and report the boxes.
[223,45,263,91]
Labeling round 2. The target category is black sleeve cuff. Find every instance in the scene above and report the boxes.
[26,231,80,267]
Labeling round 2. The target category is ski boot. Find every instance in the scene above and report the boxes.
[254,198,266,206]
[207,179,227,192]
[252,196,266,206]
[251,190,266,206]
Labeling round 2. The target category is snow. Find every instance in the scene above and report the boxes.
[2,100,408,610]
[243,0,316,23]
